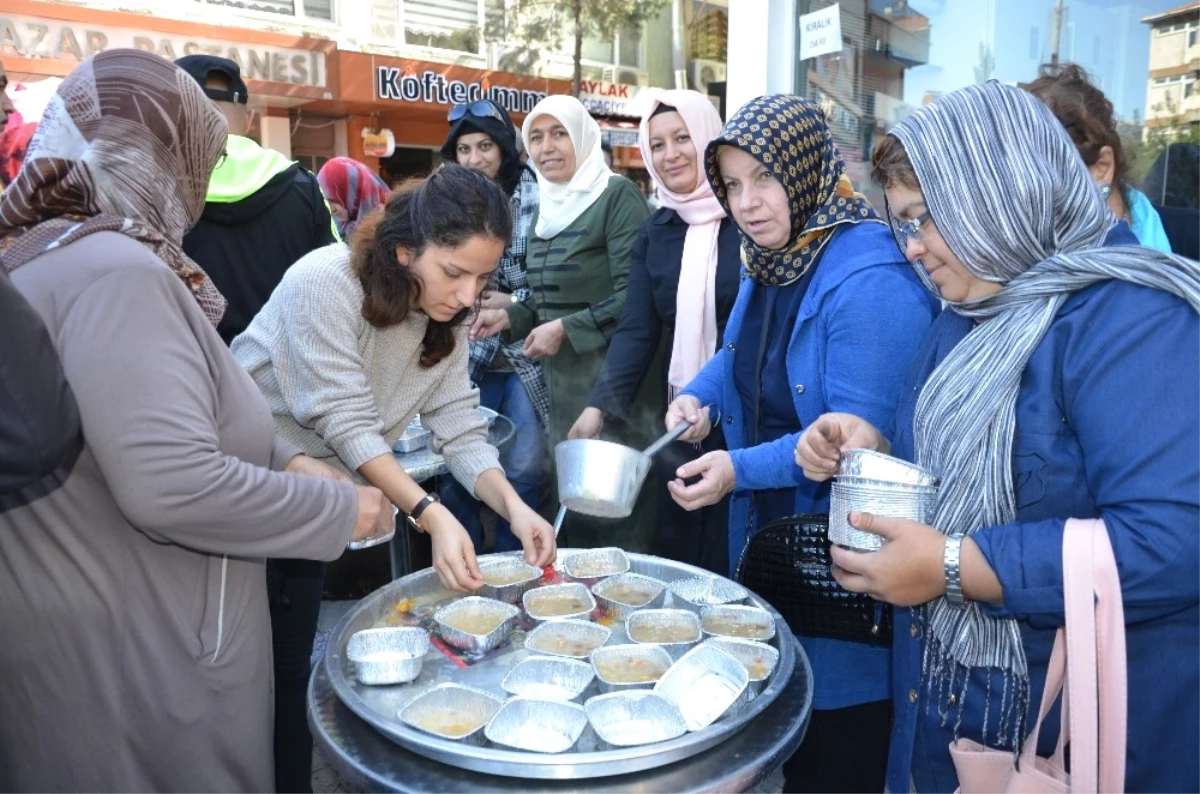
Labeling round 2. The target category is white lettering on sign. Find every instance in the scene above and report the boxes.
[376,66,548,114]
[0,13,325,87]
[799,3,842,62]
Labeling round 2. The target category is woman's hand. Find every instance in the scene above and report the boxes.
[350,486,396,544]
[479,291,513,311]
[828,512,1002,607]
[568,407,605,440]
[523,319,566,360]
[667,450,735,511]
[507,500,557,568]
[469,308,510,341]
[423,504,485,592]
[793,413,888,482]
[665,394,711,443]
[286,453,352,482]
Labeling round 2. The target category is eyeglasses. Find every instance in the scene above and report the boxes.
[448,100,506,127]
[216,149,229,170]
[883,194,932,256]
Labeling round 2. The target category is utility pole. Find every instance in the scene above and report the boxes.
[1050,0,1066,67]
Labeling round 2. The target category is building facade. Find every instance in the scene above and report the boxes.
[1141,1,1200,138]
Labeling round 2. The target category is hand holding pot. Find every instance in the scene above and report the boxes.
[793,413,889,482]
[665,394,711,443]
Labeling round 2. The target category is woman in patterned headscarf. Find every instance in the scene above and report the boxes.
[0,49,393,791]
[795,82,1199,792]
[665,94,939,793]
[317,155,391,238]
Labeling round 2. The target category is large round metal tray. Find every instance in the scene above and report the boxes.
[324,551,796,780]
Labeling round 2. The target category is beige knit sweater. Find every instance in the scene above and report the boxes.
[232,243,500,494]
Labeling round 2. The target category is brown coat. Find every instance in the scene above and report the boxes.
[0,232,358,792]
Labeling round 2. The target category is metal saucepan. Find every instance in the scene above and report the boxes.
[551,421,694,535]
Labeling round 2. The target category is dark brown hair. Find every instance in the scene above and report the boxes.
[1022,63,1129,190]
[350,163,512,367]
[871,134,920,190]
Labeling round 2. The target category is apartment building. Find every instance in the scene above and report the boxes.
[1141,1,1199,139]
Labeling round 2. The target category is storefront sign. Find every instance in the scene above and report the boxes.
[799,3,842,61]
[376,66,548,115]
[579,80,647,118]
[0,13,326,87]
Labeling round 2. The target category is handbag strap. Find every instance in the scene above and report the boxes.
[1063,518,1128,793]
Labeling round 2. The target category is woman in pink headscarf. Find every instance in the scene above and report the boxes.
[567,90,741,573]
[317,156,391,238]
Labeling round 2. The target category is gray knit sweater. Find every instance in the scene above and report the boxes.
[232,244,500,494]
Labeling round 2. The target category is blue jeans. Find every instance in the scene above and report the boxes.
[440,370,543,552]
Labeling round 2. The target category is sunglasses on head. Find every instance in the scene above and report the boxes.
[448,100,507,126]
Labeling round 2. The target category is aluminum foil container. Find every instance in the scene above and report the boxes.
[478,558,544,604]
[392,415,432,453]
[667,576,748,613]
[701,637,779,698]
[346,505,399,551]
[524,618,612,659]
[432,596,520,654]
[397,683,504,745]
[699,604,776,642]
[585,691,687,747]
[562,547,630,581]
[654,644,749,731]
[838,448,940,487]
[522,582,597,622]
[501,655,595,701]
[484,697,589,753]
[591,572,667,619]
[346,627,430,686]
[589,643,673,693]
[625,608,702,660]
[829,479,938,551]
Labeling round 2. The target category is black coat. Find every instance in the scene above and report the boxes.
[589,208,743,418]
[1155,203,1200,261]
[587,207,743,574]
[0,268,81,509]
[183,164,337,345]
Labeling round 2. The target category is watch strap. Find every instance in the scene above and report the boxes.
[944,532,967,606]
[406,492,440,533]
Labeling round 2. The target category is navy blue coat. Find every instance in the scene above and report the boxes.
[887,274,1200,792]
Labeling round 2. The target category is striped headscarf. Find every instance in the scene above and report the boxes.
[317,157,391,238]
[893,81,1200,745]
[0,50,228,327]
[704,95,880,286]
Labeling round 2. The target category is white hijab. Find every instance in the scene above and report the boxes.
[521,95,614,239]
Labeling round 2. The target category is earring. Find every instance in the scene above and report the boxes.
[1098,182,1112,199]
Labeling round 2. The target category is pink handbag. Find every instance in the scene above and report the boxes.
[949,518,1127,793]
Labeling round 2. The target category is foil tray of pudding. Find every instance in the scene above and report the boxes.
[323,550,799,780]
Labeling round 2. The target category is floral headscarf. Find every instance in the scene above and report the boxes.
[705,94,881,286]
[0,49,228,326]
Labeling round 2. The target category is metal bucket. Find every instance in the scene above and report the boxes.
[554,439,652,519]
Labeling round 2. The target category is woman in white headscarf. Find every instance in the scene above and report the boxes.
[566,90,741,574]
[471,95,655,551]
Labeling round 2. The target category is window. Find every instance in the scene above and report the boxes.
[618,24,642,68]
[1190,29,1197,47]
[581,35,615,63]
[1155,77,1167,84]
[197,0,333,22]
[1173,23,1186,32]
[1187,81,1196,99]
[403,0,481,53]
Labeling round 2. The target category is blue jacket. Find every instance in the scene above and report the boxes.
[682,222,939,709]
[887,278,1200,793]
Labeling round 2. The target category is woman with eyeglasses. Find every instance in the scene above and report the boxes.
[438,99,548,555]
[794,82,1199,793]
[471,94,657,551]
[663,95,939,793]
[566,90,741,574]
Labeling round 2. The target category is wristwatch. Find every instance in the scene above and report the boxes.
[944,532,967,606]
[406,492,440,533]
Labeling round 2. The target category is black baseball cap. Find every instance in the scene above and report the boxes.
[175,54,250,105]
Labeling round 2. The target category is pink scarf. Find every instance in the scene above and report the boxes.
[638,90,727,396]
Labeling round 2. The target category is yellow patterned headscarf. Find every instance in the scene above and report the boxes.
[705,95,882,286]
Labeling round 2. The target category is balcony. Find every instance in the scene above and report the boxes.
[866,0,931,67]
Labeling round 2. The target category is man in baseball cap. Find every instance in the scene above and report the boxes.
[177,54,337,794]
